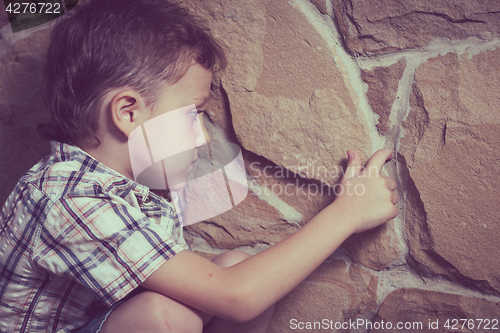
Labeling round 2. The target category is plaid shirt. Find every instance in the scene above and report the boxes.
[0,142,188,332]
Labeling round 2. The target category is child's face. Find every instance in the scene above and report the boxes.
[143,63,213,191]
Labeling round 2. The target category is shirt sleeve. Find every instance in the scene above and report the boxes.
[33,191,186,307]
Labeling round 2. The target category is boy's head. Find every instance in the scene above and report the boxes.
[39,0,226,145]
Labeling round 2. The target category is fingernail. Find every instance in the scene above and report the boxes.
[347,151,353,160]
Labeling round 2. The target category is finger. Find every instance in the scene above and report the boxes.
[343,150,363,180]
[386,177,397,191]
[364,148,393,175]
[389,203,399,219]
[391,191,398,205]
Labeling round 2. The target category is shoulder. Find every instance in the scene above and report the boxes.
[2,142,146,221]
[20,142,142,201]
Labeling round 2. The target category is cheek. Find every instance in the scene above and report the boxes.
[162,158,193,191]
[144,116,195,161]
[165,114,199,142]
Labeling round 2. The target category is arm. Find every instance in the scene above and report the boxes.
[142,148,398,322]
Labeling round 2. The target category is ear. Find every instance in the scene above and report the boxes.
[110,90,150,137]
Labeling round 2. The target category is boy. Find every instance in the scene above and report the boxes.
[0,0,398,332]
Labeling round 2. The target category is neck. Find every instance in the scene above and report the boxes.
[78,137,134,180]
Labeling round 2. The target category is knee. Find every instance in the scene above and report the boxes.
[211,250,251,268]
[112,291,203,333]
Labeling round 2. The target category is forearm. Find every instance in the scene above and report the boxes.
[143,201,356,322]
[143,149,397,322]
[223,202,355,320]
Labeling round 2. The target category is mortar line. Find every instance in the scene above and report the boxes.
[289,0,385,154]
[289,0,500,309]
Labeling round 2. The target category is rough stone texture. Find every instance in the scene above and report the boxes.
[0,28,51,206]
[205,84,235,139]
[400,49,500,294]
[310,0,328,15]
[235,0,370,185]
[332,0,500,55]
[184,190,299,249]
[361,58,406,135]
[185,0,372,188]
[342,220,402,271]
[374,288,500,332]
[244,150,335,224]
[268,260,378,333]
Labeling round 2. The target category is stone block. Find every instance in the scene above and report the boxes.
[268,260,378,333]
[342,220,402,271]
[244,151,335,224]
[374,288,500,332]
[361,58,406,135]
[310,0,328,15]
[184,189,300,249]
[332,0,500,55]
[184,0,372,188]
[400,48,500,294]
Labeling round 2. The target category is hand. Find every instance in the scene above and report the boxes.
[333,148,398,234]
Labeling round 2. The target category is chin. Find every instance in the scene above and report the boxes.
[167,167,193,192]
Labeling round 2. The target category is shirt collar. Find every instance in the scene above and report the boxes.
[50,141,151,201]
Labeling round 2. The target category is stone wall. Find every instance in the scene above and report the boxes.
[1,0,499,332]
